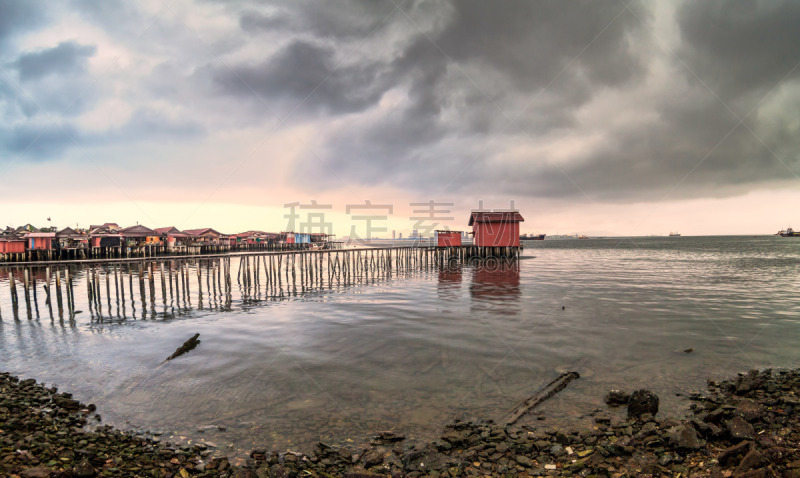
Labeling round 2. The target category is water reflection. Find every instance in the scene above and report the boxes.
[470,259,521,315]
[437,262,462,300]
[4,237,800,462]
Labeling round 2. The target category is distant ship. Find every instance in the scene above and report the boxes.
[520,234,546,240]
[778,228,800,237]
[669,232,681,237]
[577,235,588,239]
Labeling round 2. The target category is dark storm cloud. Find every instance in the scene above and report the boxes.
[212,40,392,115]
[13,42,96,81]
[239,0,399,40]
[4,0,800,201]
[2,41,99,120]
[1,123,79,159]
[267,0,650,192]
[677,0,800,101]
[0,0,49,51]
[273,0,799,200]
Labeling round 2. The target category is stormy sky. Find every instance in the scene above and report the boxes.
[1,0,799,236]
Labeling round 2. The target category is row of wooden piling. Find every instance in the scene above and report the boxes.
[0,246,518,321]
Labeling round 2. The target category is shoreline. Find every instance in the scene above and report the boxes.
[2,369,800,477]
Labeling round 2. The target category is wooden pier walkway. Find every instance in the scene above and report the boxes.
[0,245,519,321]
[0,242,317,263]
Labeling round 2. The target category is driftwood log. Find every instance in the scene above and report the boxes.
[165,333,201,362]
[504,371,580,425]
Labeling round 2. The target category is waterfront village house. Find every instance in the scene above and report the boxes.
[24,232,56,250]
[468,211,525,247]
[56,227,88,250]
[235,231,278,245]
[15,224,40,234]
[309,233,331,245]
[154,227,187,247]
[183,228,223,245]
[0,235,26,254]
[119,225,157,246]
[435,230,463,247]
[88,226,123,248]
[89,222,120,232]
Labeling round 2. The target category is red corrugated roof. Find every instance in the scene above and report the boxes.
[468,211,525,226]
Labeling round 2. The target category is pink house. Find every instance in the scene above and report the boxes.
[0,237,26,254]
[24,232,56,250]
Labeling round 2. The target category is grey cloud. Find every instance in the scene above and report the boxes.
[239,0,400,40]
[13,42,96,81]
[677,0,800,101]
[4,41,99,118]
[286,0,649,193]
[108,109,206,141]
[291,0,800,202]
[0,0,50,52]
[1,123,80,159]
[211,40,392,115]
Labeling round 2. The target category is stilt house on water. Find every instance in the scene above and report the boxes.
[435,230,463,247]
[469,210,525,247]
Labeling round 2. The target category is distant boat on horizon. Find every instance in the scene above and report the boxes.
[669,232,681,237]
[520,233,546,240]
[778,227,800,237]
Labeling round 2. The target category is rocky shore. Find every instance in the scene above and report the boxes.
[3,368,800,477]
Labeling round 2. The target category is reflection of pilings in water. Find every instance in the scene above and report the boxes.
[196,261,203,309]
[31,271,40,318]
[138,263,146,316]
[160,262,167,306]
[44,267,53,319]
[22,269,32,319]
[149,262,156,308]
[1,247,515,324]
[105,267,112,312]
[114,265,120,317]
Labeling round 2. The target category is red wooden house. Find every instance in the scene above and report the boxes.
[468,211,525,247]
[183,228,223,245]
[24,232,56,250]
[435,230,462,247]
[154,226,187,246]
[0,236,26,254]
[120,225,157,246]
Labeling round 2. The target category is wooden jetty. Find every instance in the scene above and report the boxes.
[0,241,325,263]
[0,245,519,321]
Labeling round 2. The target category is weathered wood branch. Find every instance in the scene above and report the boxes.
[504,371,580,426]
[165,333,201,362]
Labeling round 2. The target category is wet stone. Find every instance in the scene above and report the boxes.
[727,416,756,441]
[627,390,659,418]
[604,390,630,407]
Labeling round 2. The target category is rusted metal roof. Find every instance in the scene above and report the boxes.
[56,227,86,238]
[183,228,223,236]
[23,232,56,238]
[468,211,525,225]
[119,225,157,237]
[154,226,187,237]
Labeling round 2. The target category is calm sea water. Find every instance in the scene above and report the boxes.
[2,236,799,460]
